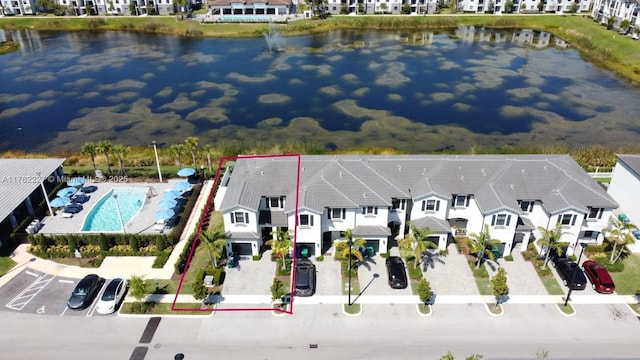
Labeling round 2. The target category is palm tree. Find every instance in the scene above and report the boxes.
[80,142,97,171]
[184,136,199,169]
[202,144,213,173]
[537,223,570,269]
[266,228,293,270]
[603,217,638,264]
[333,229,365,263]
[468,224,502,269]
[169,144,187,169]
[398,223,437,269]
[111,144,129,176]
[95,140,113,173]
[200,226,228,268]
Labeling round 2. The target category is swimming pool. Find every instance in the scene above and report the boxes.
[81,188,148,232]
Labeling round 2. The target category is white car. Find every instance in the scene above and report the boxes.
[96,277,127,314]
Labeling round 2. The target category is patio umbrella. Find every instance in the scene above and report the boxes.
[66,177,85,187]
[57,187,77,197]
[177,167,196,177]
[50,196,70,207]
[155,209,175,221]
[157,198,178,209]
[172,181,191,192]
[162,190,181,200]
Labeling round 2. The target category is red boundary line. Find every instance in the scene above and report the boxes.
[171,153,302,314]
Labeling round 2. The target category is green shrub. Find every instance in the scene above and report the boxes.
[152,249,171,268]
[174,234,197,275]
[155,236,167,251]
[315,255,324,262]
[252,254,262,261]
[130,301,154,314]
[341,259,358,277]
[192,280,208,300]
[270,278,286,302]
[379,252,389,258]
[276,258,293,276]
[98,234,109,252]
[67,237,78,252]
[503,255,514,261]
[586,244,607,254]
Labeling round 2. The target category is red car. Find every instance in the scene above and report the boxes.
[582,260,615,294]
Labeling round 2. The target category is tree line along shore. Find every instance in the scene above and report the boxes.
[1,14,640,82]
[1,139,637,180]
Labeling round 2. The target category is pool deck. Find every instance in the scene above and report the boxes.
[39,180,187,235]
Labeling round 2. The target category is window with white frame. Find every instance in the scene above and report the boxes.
[491,213,511,227]
[421,199,440,212]
[266,196,284,209]
[558,214,576,226]
[231,211,249,224]
[299,214,314,227]
[583,230,595,239]
[362,206,378,216]
[587,207,603,220]
[519,200,534,213]
[391,198,406,211]
[328,208,345,220]
[453,195,470,208]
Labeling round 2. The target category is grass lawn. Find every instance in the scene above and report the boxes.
[417,303,431,315]
[146,278,180,294]
[609,253,640,295]
[180,243,213,295]
[541,276,566,296]
[556,303,575,315]
[120,302,210,315]
[475,277,493,296]
[0,256,17,276]
[344,303,362,314]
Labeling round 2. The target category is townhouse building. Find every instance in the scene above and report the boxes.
[215,155,617,259]
[592,0,640,30]
[607,154,640,252]
[456,0,591,14]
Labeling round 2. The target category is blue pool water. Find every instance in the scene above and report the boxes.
[82,188,147,232]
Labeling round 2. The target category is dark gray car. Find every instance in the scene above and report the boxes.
[294,260,316,297]
[67,274,104,310]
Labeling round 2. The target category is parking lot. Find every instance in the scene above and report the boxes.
[0,268,119,317]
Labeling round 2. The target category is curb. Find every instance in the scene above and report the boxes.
[484,303,504,317]
[415,304,432,317]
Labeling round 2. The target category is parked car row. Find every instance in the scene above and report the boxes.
[67,274,128,314]
[552,257,615,294]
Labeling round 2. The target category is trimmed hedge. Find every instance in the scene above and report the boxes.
[27,233,171,259]
[175,234,197,275]
[191,266,225,300]
[168,184,202,245]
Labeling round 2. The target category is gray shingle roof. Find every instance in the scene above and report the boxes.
[616,154,640,178]
[220,155,617,216]
[352,225,391,237]
[411,216,451,233]
[0,158,66,223]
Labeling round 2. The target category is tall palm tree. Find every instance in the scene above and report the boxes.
[398,223,437,269]
[468,224,502,269]
[537,223,570,269]
[169,144,187,169]
[80,142,97,171]
[201,144,213,173]
[603,217,638,264]
[333,229,365,263]
[111,144,129,176]
[184,136,199,169]
[200,226,228,268]
[266,228,293,270]
[95,140,113,173]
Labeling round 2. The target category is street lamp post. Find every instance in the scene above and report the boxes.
[152,141,162,183]
[564,242,588,306]
[113,193,125,234]
[348,238,352,306]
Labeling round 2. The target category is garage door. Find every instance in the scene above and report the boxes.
[364,240,379,253]
[296,243,315,258]
[232,242,253,256]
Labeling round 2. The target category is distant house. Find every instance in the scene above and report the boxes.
[216,155,617,258]
[208,0,293,16]
[592,0,640,31]
[607,154,640,252]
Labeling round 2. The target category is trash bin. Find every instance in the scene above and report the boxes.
[301,247,309,258]
[366,246,375,257]
[618,213,627,222]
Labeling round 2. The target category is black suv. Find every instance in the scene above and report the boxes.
[294,260,316,297]
[553,257,587,290]
[385,256,408,289]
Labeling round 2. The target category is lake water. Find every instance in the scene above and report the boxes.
[1,27,639,153]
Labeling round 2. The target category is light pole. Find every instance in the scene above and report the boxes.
[37,172,53,217]
[152,140,163,183]
[113,193,126,234]
[348,238,352,306]
[564,242,587,306]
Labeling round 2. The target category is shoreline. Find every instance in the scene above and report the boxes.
[2,14,640,83]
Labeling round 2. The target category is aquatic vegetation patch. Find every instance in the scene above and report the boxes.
[106,91,140,103]
[179,52,218,66]
[142,73,155,80]
[289,78,304,85]
[258,93,291,104]
[62,78,95,88]
[16,71,57,83]
[157,87,173,97]
[453,103,474,112]
[333,99,389,119]
[81,92,100,99]
[431,92,455,102]
[374,61,410,87]
[0,100,56,119]
[506,87,541,99]
[318,86,342,97]
[388,94,403,102]
[186,107,229,124]
[342,74,359,83]
[38,90,60,99]
[257,118,284,127]
[0,93,31,103]
[159,96,199,111]
[226,72,277,83]
[96,79,147,91]
[352,87,369,97]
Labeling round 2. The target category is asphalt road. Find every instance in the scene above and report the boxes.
[1,301,640,360]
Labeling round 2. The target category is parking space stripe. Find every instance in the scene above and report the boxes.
[58,279,74,284]
[25,271,39,277]
[5,274,56,311]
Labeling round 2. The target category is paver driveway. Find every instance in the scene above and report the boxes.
[312,258,341,296]
[421,244,479,295]
[222,253,276,295]
[357,256,413,296]
[486,251,548,295]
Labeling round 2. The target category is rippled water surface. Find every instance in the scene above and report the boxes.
[1,27,639,153]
